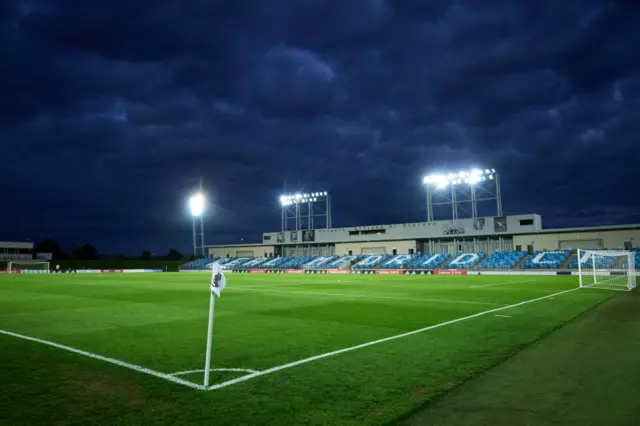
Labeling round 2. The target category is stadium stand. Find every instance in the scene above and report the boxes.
[442,252,487,269]
[480,251,527,269]
[353,254,392,269]
[180,256,219,270]
[238,257,269,269]
[408,253,450,269]
[323,255,364,268]
[280,256,315,269]
[222,257,252,268]
[378,254,419,269]
[261,256,293,269]
[303,256,338,269]
[522,250,571,269]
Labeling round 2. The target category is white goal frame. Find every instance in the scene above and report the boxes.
[7,261,50,274]
[577,249,636,291]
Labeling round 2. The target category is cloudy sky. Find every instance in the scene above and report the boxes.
[1,0,639,255]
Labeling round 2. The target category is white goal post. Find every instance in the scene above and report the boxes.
[7,261,50,274]
[577,249,636,291]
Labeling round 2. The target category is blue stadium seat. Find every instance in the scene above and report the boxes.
[480,251,527,269]
[180,256,219,270]
[354,254,392,269]
[238,257,270,269]
[280,256,316,269]
[378,254,419,269]
[409,253,450,269]
[303,256,338,269]
[261,256,293,269]
[323,255,364,268]
[442,252,486,269]
[223,257,252,268]
[522,250,571,269]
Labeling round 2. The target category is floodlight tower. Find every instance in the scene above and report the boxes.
[279,191,331,232]
[423,168,502,222]
[189,182,206,257]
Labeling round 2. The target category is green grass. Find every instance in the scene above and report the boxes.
[0,273,631,425]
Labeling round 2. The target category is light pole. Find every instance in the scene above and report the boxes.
[190,192,205,257]
[423,168,501,222]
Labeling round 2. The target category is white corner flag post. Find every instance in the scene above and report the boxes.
[204,263,227,390]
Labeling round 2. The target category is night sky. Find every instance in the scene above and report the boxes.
[2,1,639,255]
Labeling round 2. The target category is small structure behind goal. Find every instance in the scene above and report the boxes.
[577,249,636,291]
[4,261,50,274]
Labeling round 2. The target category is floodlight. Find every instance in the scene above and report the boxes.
[471,168,482,176]
[189,193,205,217]
[488,174,494,180]
[468,174,481,184]
[295,193,302,199]
[491,168,496,173]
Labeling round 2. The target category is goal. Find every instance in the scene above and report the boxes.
[7,261,50,274]
[577,249,636,291]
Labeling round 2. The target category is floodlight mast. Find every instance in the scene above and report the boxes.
[279,190,331,233]
[423,168,502,222]
[190,179,206,257]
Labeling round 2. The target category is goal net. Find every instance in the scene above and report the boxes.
[7,261,50,274]
[577,249,636,291]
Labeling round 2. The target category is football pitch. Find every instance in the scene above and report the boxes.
[1,273,638,425]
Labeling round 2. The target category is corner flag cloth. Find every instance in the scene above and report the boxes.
[210,263,227,297]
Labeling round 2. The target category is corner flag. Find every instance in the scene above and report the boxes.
[210,263,227,297]
[204,263,227,389]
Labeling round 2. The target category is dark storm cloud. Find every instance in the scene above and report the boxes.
[1,0,639,253]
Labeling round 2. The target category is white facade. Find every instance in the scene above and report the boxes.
[0,241,34,261]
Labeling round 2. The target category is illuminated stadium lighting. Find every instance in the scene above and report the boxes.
[189,192,205,217]
[424,167,497,187]
[279,191,328,205]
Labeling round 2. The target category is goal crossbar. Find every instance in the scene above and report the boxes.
[577,249,636,291]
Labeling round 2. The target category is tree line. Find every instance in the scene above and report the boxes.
[35,239,185,261]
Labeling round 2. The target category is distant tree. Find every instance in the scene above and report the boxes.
[140,250,151,260]
[166,249,183,260]
[35,239,69,260]
[73,244,98,260]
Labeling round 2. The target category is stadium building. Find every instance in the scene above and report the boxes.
[206,214,640,259]
[198,170,639,272]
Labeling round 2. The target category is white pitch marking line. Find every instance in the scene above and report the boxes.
[494,314,511,318]
[470,278,539,288]
[170,368,259,376]
[232,287,506,307]
[204,286,581,392]
[0,329,204,391]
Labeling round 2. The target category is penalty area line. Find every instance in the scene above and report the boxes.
[204,286,582,392]
[0,329,204,391]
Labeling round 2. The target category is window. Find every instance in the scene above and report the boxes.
[519,219,534,226]
[349,231,360,236]
[361,229,385,235]
[409,248,414,254]
[264,235,271,241]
